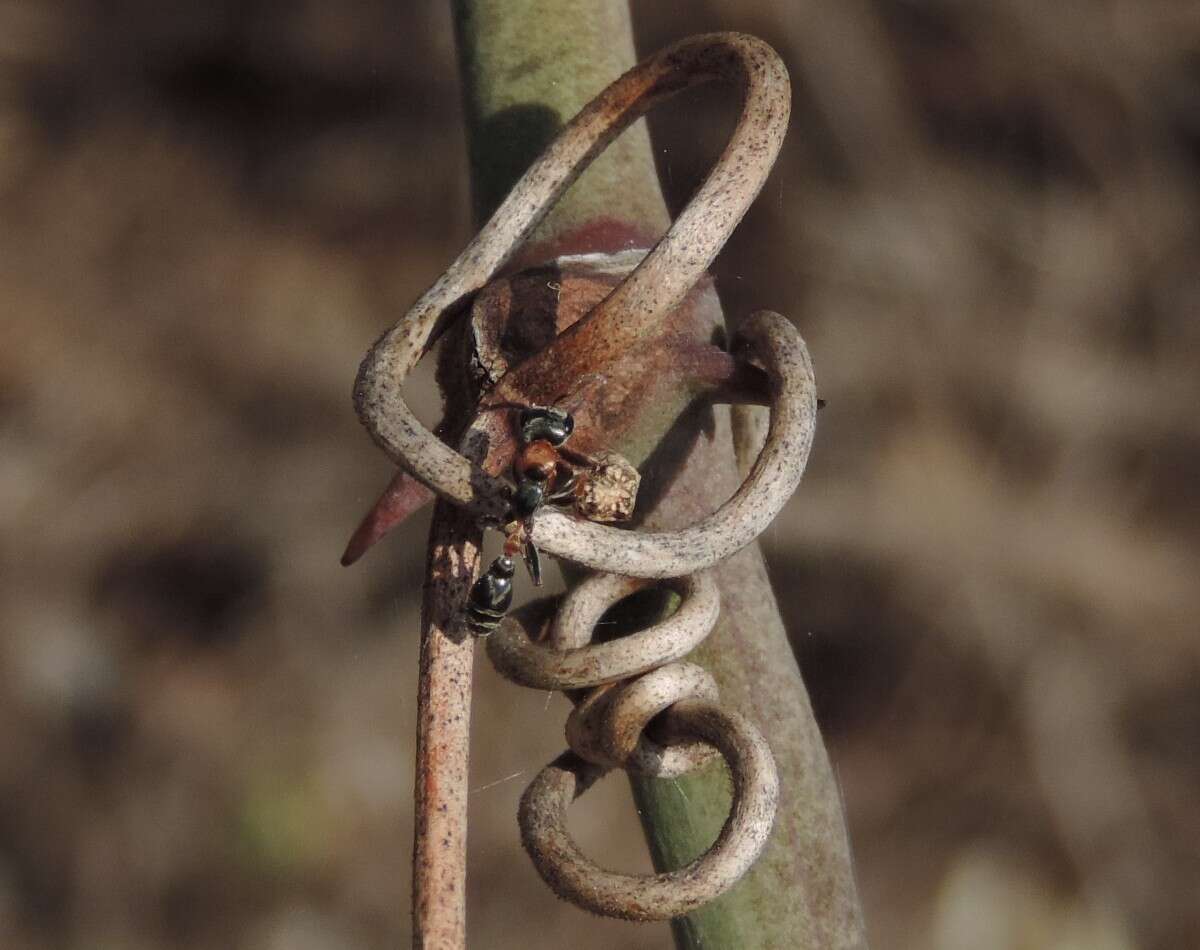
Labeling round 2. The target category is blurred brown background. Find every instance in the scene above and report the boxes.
[2,1,1198,948]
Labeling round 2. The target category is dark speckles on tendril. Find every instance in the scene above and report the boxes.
[352,32,804,924]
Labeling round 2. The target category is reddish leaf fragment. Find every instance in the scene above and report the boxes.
[341,470,436,566]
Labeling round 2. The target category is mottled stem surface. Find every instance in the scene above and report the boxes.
[412,502,481,948]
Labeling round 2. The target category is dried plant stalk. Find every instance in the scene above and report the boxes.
[411,502,481,948]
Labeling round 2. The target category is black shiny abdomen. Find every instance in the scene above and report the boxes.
[512,481,545,519]
[466,556,515,634]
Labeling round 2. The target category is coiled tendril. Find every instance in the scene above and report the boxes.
[353,33,815,921]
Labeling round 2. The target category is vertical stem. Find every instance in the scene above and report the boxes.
[412,501,482,948]
[448,2,867,947]
[451,0,670,238]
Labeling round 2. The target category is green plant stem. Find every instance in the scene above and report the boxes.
[451,2,867,947]
[451,0,670,240]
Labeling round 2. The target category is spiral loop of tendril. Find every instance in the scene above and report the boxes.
[353,33,812,920]
[489,577,782,920]
[486,303,810,919]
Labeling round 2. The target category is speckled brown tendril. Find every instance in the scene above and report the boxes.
[353,32,808,931]
[483,307,813,918]
[487,521,786,917]
[353,31,791,527]
[516,697,779,920]
[489,572,720,691]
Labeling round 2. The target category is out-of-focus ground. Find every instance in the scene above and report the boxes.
[1,1,1198,948]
